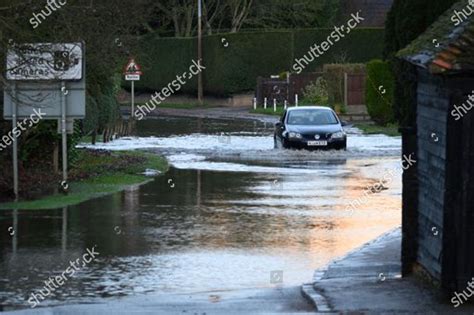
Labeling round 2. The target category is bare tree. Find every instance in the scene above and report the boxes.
[155,0,196,37]
[202,0,227,35]
[228,0,254,33]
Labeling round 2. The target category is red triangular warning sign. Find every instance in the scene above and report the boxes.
[124,58,142,75]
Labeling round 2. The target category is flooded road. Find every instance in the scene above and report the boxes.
[0,116,402,312]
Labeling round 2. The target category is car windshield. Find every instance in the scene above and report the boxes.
[287,109,338,125]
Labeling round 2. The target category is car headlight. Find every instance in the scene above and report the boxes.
[289,132,302,139]
[331,131,345,139]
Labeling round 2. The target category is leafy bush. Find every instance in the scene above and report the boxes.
[302,77,329,105]
[333,103,346,114]
[279,72,289,80]
[365,59,395,125]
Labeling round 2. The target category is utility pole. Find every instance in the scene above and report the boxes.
[197,0,203,105]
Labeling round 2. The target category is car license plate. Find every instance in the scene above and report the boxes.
[307,141,327,146]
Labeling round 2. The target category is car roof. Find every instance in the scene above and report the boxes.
[286,106,333,112]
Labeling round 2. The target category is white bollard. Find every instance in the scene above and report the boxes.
[253,97,257,110]
[295,94,299,107]
[264,97,267,109]
[284,100,288,110]
[273,99,277,112]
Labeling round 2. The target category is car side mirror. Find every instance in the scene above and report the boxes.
[341,120,349,127]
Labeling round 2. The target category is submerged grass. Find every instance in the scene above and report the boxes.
[251,107,285,116]
[0,150,168,210]
[354,123,400,137]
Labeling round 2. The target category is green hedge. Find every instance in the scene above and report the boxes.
[365,59,395,125]
[202,32,293,95]
[293,28,385,67]
[134,28,385,96]
[135,36,196,94]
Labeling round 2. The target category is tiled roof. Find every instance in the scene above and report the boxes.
[398,1,474,74]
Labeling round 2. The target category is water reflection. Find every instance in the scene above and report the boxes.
[0,117,401,310]
[0,161,400,310]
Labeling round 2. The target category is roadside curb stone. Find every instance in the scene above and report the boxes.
[302,228,401,312]
[301,227,474,313]
[301,283,331,312]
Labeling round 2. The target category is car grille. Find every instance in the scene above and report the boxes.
[302,133,332,140]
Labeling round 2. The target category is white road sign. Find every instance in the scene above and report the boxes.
[125,74,140,81]
[6,43,83,81]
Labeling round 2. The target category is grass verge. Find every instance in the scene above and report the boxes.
[354,123,400,137]
[127,102,213,110]
[0,150,168,210]
[251,108,285,116]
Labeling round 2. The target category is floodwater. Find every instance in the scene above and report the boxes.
[0,116,402,311]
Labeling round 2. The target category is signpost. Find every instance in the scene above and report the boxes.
[124,58,142,119]
[4,42,86,200]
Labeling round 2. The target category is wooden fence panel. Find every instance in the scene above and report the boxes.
[346,73,366,106]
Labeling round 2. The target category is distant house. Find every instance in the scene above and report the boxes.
[398,1,474,292]
[341,0,394,27]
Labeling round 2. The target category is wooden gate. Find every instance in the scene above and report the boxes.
[344,73,366,106]
[256,77,288,106]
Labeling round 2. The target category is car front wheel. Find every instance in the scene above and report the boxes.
[282,139,291,149]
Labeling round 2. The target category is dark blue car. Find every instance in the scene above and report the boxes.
[274,106,347,150]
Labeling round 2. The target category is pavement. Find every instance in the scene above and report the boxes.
[302,228,474,314]
[3,286,314,314]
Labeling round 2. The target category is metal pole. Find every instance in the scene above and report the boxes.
[61,82,68,184]
[12,83,19,201]
[131,80,135,119]
[62,207,67,254]
[344,72,348,108]
[12,208,18,254]
[197,0,203,105]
